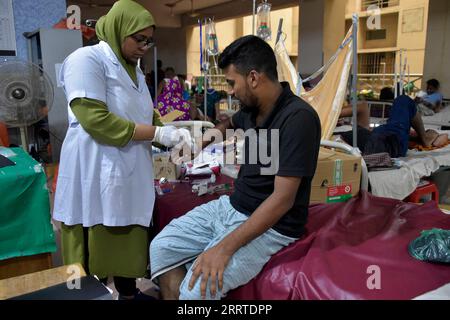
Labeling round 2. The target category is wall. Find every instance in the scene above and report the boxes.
[423,0,450,97]
[299,0,345,77]
[360,13,398,50]
[346,0,361,16]
[298,0,324,76]
[186,6,299,77]
[186,19,238,77]
[12,0,67,60]
[323,0,345,63]
[143,27,187,76]
[243,6,299,55]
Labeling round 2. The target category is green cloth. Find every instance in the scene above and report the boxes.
[61,224,149,278]
[96,0,155,84]
[71,98,135,147]
[0,148,56,260]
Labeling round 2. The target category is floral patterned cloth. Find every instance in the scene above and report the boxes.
[156,78,191,121]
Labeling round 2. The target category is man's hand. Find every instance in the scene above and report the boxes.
[188,244,232,299]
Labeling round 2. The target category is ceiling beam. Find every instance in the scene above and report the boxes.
[181,0,299,27]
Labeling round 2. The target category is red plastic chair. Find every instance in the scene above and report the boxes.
[405,181,439,203]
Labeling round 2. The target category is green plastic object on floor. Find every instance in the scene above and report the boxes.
[0,148,56,261]
[408,228,450,263]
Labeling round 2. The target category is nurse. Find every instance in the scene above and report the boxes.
[53,0,190,299]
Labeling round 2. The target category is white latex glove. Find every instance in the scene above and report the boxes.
[175,128,194,150]
[153,126,193,148]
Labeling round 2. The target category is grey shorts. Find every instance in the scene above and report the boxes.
[150,195,297,300]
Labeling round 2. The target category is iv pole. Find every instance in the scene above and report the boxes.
[252,0,256,35]
[351,14,359,150]
[199,19,208,121]
[153,46,158,102]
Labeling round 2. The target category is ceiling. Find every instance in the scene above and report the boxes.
[71,0,234,14]
[69,0,232,26]
[68,0,299,27]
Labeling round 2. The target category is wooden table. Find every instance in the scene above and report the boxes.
[0,263,86,300]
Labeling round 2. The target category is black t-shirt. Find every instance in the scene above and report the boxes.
[230,82,321,238]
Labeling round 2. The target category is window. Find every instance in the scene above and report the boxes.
[358,52,395,74]
[366,29,387,41]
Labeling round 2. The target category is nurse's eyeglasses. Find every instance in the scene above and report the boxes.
[130,35,155,49]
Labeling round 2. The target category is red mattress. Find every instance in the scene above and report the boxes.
[226,191,450,300]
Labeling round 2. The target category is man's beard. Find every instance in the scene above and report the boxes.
[240,104,255,113]
[238,91,258,114]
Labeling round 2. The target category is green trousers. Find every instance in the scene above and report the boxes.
[61,224,149,279]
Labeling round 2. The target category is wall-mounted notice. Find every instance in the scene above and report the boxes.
[0,0,16,56]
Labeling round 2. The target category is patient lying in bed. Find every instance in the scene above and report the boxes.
[338,95,446,157]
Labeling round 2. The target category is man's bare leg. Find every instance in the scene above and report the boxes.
[410,112,436,147]
[157,266,187,300]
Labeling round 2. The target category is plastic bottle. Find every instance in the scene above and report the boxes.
[159,177,172,194]
[256,2,272,41]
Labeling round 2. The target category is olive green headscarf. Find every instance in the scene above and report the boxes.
[96,0,155,84]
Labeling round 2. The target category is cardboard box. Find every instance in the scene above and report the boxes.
[310,148,361,204]
[153,153,178,180]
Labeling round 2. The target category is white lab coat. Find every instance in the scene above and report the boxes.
[53,41,155,227]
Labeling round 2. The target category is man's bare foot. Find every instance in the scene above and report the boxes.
[432,134,449,147]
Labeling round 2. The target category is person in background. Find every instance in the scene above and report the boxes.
[340,95,445,158]
[156,67,198,121]
[379,87,395,101]
[177,74,191,101]
[416,79,444,115]
[53,0,192,300]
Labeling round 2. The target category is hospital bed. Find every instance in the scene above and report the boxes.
[226,193,450,300]
[335,100,450,200]
[368,131,450,200]
[226,142,449,300]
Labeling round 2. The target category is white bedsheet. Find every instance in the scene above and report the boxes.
[368,131,450,200]
[422,105,450,129]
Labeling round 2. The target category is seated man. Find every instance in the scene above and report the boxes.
[379,87,395,101]
[415,79,444,115]
[150,35,321,300]
[340,95,446,158]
